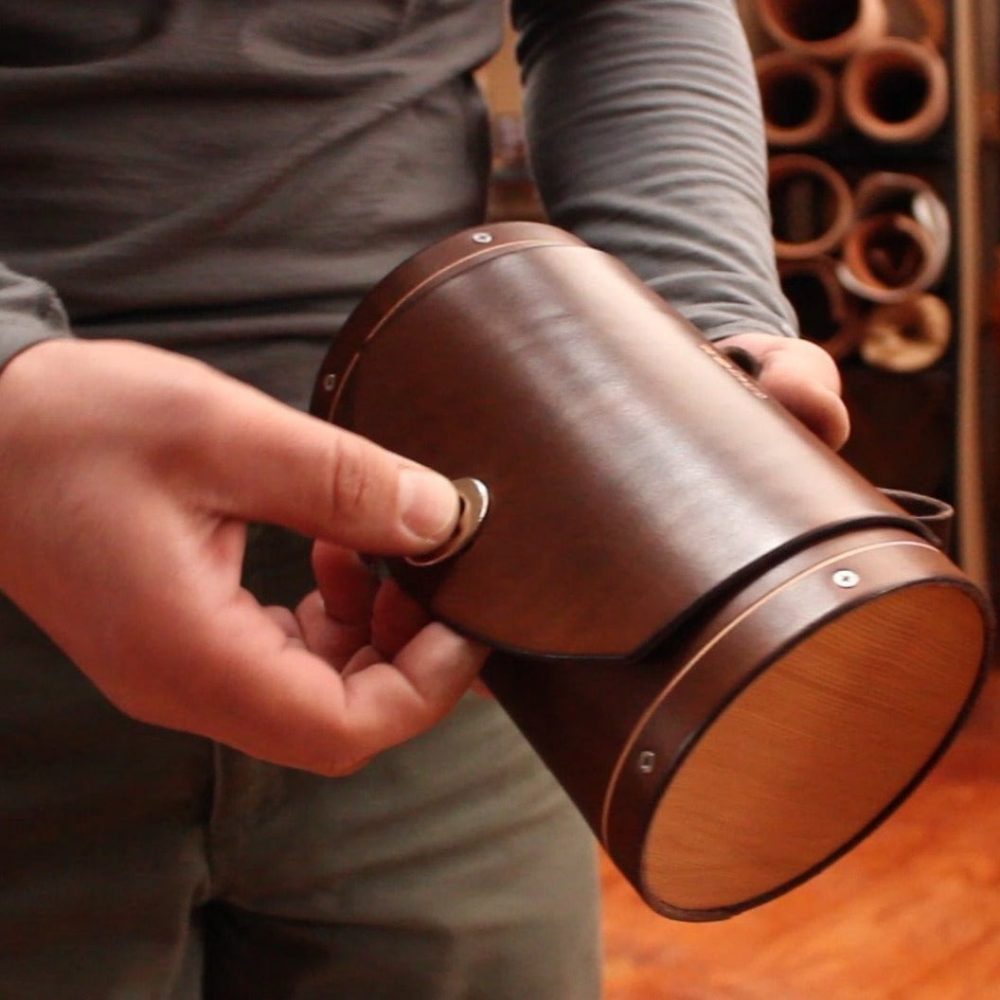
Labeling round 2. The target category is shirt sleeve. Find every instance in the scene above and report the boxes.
[510,0,799,342]
[0,263,71,372]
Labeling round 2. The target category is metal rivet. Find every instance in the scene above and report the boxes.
[471,231,494,244]
[832,569,860,589]
[322,373,338,392]
[405,478,490,567]
[638,750,657,774]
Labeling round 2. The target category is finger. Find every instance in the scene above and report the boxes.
[716,333,850,449]
[118,600,486,776]
[339,644,384,681]
[759,359,851,450]
[470,678,497,699]
[263,604,305,644]
[294,590,372,667]
[310,542,434,660]
[311,541,379,627]
[371,578,432,659]
[340,623,489,751]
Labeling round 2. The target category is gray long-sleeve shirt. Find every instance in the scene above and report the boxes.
[0,0,796,409]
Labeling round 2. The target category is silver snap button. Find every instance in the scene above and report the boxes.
[832,569,860,589]
[471,232,494,244]
[638,750,657,774]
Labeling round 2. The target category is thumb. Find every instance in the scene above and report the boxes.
[185,371,460,555]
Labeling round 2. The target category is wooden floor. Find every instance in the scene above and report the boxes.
[600,668,1000,1000]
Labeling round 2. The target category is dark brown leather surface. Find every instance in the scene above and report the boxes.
[483,526,990,920]
[313,222,933,658]
[311,221,994,923]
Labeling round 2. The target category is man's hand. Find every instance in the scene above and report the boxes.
[0,338,486,775]
[717,332,851,451]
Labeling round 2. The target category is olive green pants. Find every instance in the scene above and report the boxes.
[0,527,601,999]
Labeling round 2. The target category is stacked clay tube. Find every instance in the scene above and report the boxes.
[841,37,949,144]
[837,171,950,305]
[756,0,889,63]
[768,154,854,260]
[755,0,952,373]
[839,172,952,371]
[778,257,860,361]
[754,1,950,148]
[756,51,840,147]
[859,294,952,373]
[766,163,953,372]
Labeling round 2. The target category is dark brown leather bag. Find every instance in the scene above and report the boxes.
[311,221,993,922]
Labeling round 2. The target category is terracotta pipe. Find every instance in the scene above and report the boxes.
[859,293,952,372]
[851,169,950,226]
[890,0,947,50]
[757,0,888,62]
[768,153,854,260]
[755,51,839,147]
[778,256,859,360]
[837,171,950,303]
[840,212,935,300]
[841,37,949,143]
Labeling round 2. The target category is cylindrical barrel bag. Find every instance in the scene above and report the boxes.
[310,222,993,922]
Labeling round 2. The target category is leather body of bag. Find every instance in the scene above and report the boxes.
[311,221,993,922]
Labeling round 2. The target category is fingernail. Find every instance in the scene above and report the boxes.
[398,468,460,543]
